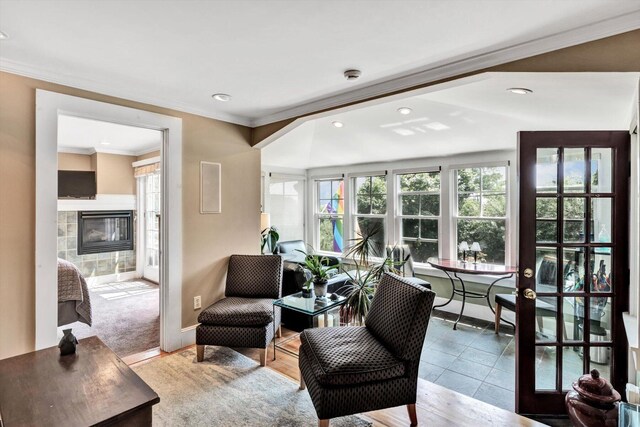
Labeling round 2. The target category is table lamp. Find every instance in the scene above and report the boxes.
[459,241,469,262]
[470,242,481,264]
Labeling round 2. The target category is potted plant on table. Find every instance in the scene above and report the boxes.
[297,250,339,298]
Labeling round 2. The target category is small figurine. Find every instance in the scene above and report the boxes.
[58,328,78,356]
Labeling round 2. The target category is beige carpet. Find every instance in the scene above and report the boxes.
[71,280,159,357]
[132,346,372,427]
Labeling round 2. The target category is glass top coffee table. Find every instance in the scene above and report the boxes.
[272,292,346,359]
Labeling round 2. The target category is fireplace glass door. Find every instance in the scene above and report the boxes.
[78,210,134,254]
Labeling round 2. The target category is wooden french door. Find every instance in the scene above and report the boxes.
[517,131,630,415]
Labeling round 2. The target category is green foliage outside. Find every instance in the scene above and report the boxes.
[456,167,507,264]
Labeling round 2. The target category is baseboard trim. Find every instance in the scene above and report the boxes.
[181,324,198,348]
[86,271,140,286]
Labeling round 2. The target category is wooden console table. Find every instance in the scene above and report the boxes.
[0,336,159,426]
[427,259,517,330]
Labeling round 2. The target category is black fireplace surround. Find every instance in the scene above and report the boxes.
[77,210,134,255]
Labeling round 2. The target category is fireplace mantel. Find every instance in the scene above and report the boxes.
[58,194,135,211]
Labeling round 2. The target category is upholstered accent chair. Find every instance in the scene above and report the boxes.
[298,273,435,427]
[196,254,283,366]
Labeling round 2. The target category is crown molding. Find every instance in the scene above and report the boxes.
[2,10,638,130]
[57,146,93,155]
[250,11,640,127]
[58,145,156,156]
[0,59,252,127]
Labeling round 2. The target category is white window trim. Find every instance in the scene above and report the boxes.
[394,168,442,264]
[263,172,307,243]
[313,176,345,256]
[349,172,389,257]
[449,161,511,265]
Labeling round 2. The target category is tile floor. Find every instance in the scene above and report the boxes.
[419,309,609,417]
[419,310,517,411]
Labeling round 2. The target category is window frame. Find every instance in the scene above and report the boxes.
[264,173,307,242]
[314,176,345,255]
[451,162,511,265]
[394,167,442,264]
[349,171,389,258]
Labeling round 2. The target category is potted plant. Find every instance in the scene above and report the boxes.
[338,222,401,325]
[260,226,279,254]
[297,250,339,298]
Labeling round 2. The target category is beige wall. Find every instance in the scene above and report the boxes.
[58,152,138,194]
[94,152,136,195]
[136,150,160,161]
[58,153,92,171]
[0,71,259,359]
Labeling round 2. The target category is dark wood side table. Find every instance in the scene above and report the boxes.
[0,336,159,427]
[427,258,517,330]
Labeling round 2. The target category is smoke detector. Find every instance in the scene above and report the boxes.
[344,69,362,81]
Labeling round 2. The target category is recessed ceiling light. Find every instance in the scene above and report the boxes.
[100,139,110,146]
[506,87,533,95]
[332,121,344,128]
[0,31,8,40]
[397,107,412,115]
[212,93,231,102]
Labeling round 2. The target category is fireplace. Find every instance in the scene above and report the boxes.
[77,210,134,255]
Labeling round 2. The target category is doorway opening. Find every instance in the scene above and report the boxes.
[35,90,183,355]
[56,114,163,359]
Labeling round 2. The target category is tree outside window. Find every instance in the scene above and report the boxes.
[397,171,440,263]
[353,175,386,257]
[456,166,507,264]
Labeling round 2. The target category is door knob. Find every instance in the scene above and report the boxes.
[523,288,537,300]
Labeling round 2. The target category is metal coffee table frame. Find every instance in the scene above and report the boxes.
[272,292,346,360]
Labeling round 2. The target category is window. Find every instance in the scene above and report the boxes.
[455,166,507,264]
[268,176,304,241]
[352,175,387,257]
[316,179,344,253]
[397,171,440,263]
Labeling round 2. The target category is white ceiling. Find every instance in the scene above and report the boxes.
[1,1,639,126]
[261,72,639,169]
[58,115,162,156]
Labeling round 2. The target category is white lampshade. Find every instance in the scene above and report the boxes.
[470,242,481,252]
[260,213,271,230]
[458,241,469,251]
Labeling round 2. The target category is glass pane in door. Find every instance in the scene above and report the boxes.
[591,198,612,243]
[535,247,557,292]
[563,198,586,243]
[536,148,558,193]
[562,248,585,293]
[536,198,557,243]
[591,148,613,193]
[564,148,586,193]
[536,345,557,390]
[562,297,583,341]
[562,349,584,390]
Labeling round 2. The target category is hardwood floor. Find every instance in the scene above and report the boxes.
[131,328,545,426]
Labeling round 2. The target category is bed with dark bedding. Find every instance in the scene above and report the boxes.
[58,258,92,327]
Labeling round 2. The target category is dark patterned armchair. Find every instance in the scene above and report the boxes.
[196,255,283,366]
[298,273,435,427]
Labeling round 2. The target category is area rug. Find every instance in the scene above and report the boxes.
[132,346,372,427]
[72,280,159,357]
